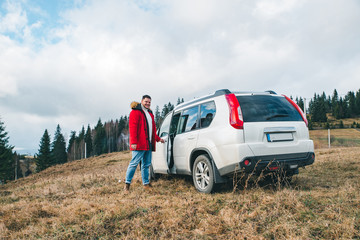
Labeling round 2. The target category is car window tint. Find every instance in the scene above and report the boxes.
[170,113,181,135]
[159,112,172,137]
[236,95,303,122]
[178,106,198,133]
[200,101,216,128]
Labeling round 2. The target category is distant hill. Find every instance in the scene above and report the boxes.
[1,148,360,239]
[310,115,360,129]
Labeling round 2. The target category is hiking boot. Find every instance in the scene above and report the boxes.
[124,183,130,192]
[143,183,152,190]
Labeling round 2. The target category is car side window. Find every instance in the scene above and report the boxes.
[177,106,199,134]
[200,101,216,128]
[170,113,181,135]
[158,113,172,137]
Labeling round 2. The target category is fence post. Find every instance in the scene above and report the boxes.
[328,128,331,148]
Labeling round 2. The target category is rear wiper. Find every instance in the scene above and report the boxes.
[266,114,289,120]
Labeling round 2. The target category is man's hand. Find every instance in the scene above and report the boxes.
[160,139,165,143]
[131,144,137,150]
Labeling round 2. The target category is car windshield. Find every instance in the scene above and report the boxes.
[236,95,303,122]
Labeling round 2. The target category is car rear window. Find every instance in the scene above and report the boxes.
[236,95,303,122]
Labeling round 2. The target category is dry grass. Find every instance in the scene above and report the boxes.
[310,128,360,149]
[326,115,360,126]
[1,148,360,239]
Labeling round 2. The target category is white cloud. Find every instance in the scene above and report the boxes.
[1,0,360,153]
[22,20,43,43]
[0,73,17,97]
[168,0,219,27]
[253,0,303,19]
[0,1,27,34]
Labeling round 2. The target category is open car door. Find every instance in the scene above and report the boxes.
[152,112,172,174]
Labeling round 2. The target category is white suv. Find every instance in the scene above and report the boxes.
[151,89,315,193]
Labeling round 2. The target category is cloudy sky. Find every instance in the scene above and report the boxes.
[1,0,359,155]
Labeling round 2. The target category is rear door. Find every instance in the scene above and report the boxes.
[236,94,312,156]
[173,105,199,172]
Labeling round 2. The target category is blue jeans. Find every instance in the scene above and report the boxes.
[125,150,152,185]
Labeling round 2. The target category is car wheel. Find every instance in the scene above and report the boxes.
[192,155,215,193]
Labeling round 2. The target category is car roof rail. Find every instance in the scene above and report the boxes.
[265,90,277,94]
[174,89,231,110]
[214,89,231,96]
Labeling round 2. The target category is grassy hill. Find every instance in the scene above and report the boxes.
[310,128,360,149]
[1,147,360,239]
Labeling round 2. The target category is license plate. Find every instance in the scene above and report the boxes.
[266,133,293,142]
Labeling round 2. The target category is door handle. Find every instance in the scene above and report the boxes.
[187,136,195,140]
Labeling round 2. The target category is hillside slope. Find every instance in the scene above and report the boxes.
[310,128,360,149]
[1,148,360,239]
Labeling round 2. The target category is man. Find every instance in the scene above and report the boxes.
[124,95,164,192]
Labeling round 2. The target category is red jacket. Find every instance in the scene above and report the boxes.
[129,101,161,151]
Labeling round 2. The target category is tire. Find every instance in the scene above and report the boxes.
[192,155,215,193]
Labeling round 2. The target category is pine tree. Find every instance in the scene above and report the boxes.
[161,104,168,118]
[309,95,315,118]
[343,97,350,118]
[297,97,304,113]
[154,106,161,128]
[332,89,339,118]
[336,97,347,119]
[117,116,128,151]
[67,131,77,161]
[161,102,175,118]
[94,118,106,155]
[347,91,356,117]
[51,125,67,165]
[321,92,330,113]
[176,97,185,105]
[118,116,127,134]
[356,89,360,115]
[339,120,344,128]
[308,118,313,130]
[0,118,14,183]
[309,94,327,122]
[85,125,93,157]
[167,102,174,112]
[36,129,52,172]
[13,152,23,180]
[104,121,111,153]
[326,96,332,113]
[319,93,328,122]
[77,126,85,159]
[111,121,116,153]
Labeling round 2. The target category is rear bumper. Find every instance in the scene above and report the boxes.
[218,152,315,176]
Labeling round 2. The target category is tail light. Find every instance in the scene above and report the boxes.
[225,93,243,129]
[283,95,308,126]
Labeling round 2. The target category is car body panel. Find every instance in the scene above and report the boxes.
[151,90,315,181]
